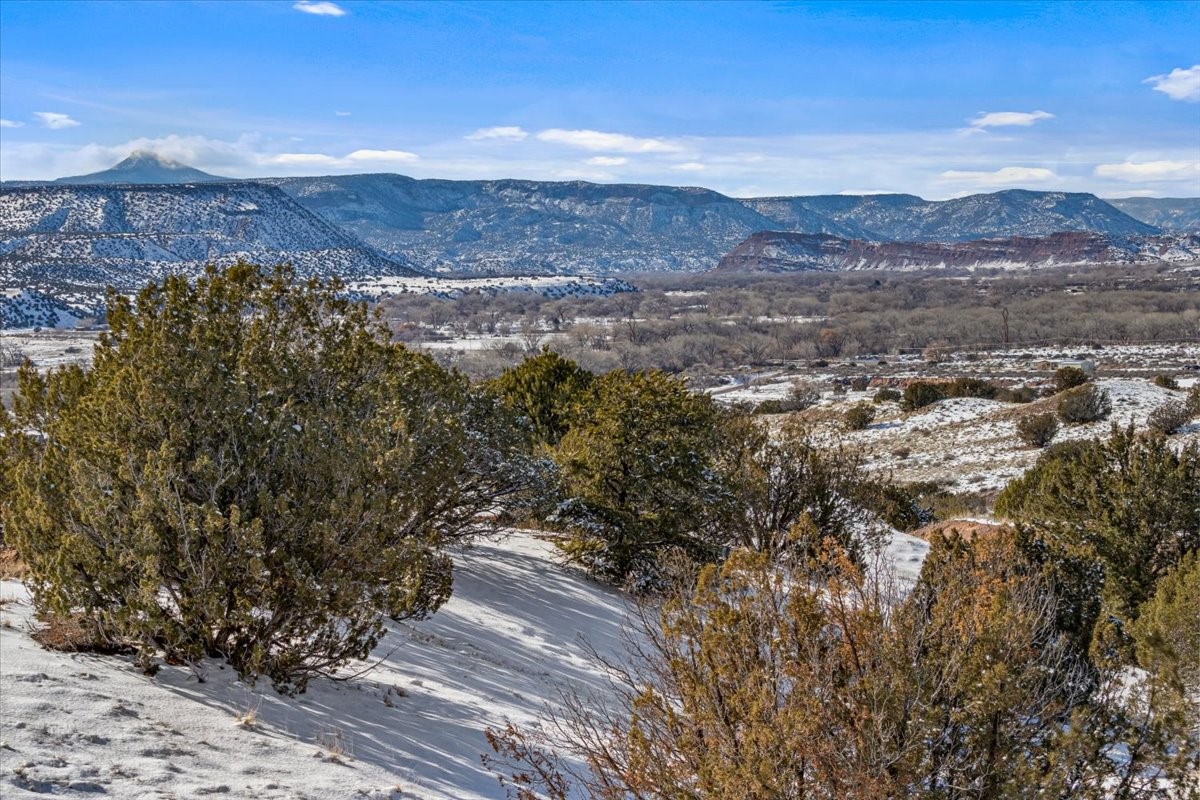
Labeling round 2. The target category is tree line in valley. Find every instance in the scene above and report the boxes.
[378,264,1200,379]
[1,263,1196,798]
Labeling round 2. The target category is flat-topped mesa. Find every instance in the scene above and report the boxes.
[714,230,1200,272]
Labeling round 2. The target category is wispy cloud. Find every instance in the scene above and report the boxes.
[34,111,80,129]
[536,128,683,153]
[334,110,352,117]
[2,129,1193,197]
[967,111,1054,129]
[1094,159,1200,181]
[272,148,418,167]
[669,161,706,171]
[293,1,347,17]
[938,166,1057,185]
[466,126,528,141]
[1144,65,1200,102]
[0,118,24,128]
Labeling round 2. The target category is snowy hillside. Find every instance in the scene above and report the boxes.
[0,183,417,323]
[349,274,636,301]
[744,190,1160,242]
[0,528,926,799]
[265,174,781,274]
[0,289,85,329]
[266,176,1166,275]
[1108,197,1200,232]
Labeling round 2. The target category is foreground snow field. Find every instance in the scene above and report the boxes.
[0,533,633,799]
[0,528,929,799]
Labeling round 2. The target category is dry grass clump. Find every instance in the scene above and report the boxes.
[0,547,29,580]
[30,611,132,655]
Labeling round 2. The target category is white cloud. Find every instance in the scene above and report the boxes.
[293,1,346,16]
[585,156,627,166]
[466,126,528,141]
[271,152,340,166]
[34,111,80,129]
[536,128,683,153]
[1094,159,1200,181]
[1144,65,1200,102]
[968,111,1054,129]
[272,148,418,167]
[669,162,706,171]
[938,166,1058,185]
[334,110,352,117]
[0,119,24,128]
[343,149,418,163]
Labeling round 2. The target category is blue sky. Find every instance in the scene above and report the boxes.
[1,0,1197,197]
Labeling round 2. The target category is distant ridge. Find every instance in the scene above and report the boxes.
[1106,197,1200,232]
[714,229,1200,273]
[55,151,228,185]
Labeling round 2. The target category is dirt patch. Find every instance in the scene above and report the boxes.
[911,519,1009,542]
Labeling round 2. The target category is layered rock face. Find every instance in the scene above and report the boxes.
[715,230,1200,272]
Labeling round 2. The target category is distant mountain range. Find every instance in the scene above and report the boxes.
[57,151,229,185]
[2,152,1198,326]
[1106,197,1200,233]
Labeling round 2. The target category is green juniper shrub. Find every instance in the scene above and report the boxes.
[1054,366,1090,393]
[551,369,725,586]
[1016,412,1060,448]
[1147,401,1192,435]
[843,402,876,431]
[873,387,901,404]
[1152,373,1180,391]
[1186,384,1200,417]
[900,381,945,412]
[1056,384,1112,425]
[944,377,997,399]
[488,347,593,448]
[996,427,1200,647]
[1,263,540,692]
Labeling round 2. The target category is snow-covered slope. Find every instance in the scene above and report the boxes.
[745,190,1160,242]
[0,533,632,799]
[0,183,418,324]
[265,174,782,275]
[0,527,928,799]
[0,289,85,329]
[1107,197,1200,232]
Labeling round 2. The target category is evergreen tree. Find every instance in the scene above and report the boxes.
[488,348,593,447]
[552,369,724,584]
[996,427,1200,647]
[1,263,530,691]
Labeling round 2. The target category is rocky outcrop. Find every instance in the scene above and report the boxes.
[715,230,1200,272]
[742,190,1159,242]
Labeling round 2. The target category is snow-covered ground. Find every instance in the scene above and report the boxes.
[349,275,635,301]
[1,527,927,799]
[800,378,1198,492]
